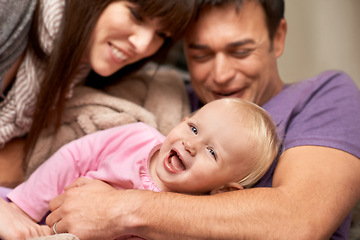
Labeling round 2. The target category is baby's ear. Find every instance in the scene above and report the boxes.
[210,182,244,195]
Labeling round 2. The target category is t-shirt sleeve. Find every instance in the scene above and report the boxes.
[283,71,360,158]
[6,123,147,221]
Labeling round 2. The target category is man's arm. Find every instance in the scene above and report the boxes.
[47,146,360,239]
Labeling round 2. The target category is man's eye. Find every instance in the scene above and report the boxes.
[191,54,211,62]
[231,49,253,58]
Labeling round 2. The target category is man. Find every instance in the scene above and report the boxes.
[46,0,360,239]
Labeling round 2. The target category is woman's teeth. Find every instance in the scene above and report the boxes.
[110,45,128,61]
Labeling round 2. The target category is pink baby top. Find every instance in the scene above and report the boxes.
[7,122,165,222]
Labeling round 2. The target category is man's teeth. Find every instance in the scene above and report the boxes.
[110,45,128,61]
[220,92,234,96]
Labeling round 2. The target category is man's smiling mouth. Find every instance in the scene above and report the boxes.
[219,92,236,96]
[213,88,246,99]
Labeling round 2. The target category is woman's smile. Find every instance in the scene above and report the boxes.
[109,43,130,62]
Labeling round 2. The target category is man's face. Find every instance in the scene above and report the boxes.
[184,1,285,106]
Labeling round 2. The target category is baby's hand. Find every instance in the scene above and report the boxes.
[40,224,52,235]
[0,198,49,239]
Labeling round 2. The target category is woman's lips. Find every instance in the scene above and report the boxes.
[163,149,186,173]
[110,44,128,61]
[108,42,133,63]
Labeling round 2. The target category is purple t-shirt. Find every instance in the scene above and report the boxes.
[188,70,360,240]
[259,71,360,186]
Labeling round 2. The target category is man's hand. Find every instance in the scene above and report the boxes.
[47,177,141,239]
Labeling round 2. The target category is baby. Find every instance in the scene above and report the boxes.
[0,98,280,237]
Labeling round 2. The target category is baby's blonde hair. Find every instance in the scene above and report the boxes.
[223,98,280,188]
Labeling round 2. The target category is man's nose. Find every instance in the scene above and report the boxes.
[213,53,236,85]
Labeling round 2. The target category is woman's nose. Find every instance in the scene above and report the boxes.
[128,27,158,56]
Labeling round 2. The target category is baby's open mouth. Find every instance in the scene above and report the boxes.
[165,149,186,172]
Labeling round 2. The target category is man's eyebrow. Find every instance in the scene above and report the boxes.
[187,39,255,50]
[227,39,255,48]
[187,43,209,50]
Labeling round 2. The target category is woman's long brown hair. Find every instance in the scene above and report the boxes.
[24,0,198,167]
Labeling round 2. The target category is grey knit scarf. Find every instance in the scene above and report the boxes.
[0,0,37,92]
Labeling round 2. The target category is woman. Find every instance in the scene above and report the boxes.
[0,0,197,182]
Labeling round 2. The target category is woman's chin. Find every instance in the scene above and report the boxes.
[93,66,119,77]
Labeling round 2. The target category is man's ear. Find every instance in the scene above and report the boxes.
[273,18,287,58]
[210,182,244,195]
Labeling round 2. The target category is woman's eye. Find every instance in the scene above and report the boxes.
[129,7,143,21]
[156,31,168,39]
[190,125,198,135]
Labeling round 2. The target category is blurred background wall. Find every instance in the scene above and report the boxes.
[279,0,360,87]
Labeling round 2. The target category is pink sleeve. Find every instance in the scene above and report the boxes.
[7,123,143,222]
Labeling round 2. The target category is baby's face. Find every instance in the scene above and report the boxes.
[156,99,255,194]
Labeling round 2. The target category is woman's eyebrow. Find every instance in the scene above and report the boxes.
[187,43,210,50]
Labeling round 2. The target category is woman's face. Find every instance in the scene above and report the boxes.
[84,1,169,76]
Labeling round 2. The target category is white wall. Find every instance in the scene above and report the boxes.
[278,0,360,88]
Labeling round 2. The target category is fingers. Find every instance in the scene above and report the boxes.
[52,221,61,235]
[48,191,65,213]
[0,199,49,239]
[45,205,61,230]
[47,178,91,232]
[64,177,94,191]
[47,192,67,229]
[52,221,58,235]
[49,177,91,211]
[46,214,64,235]
[40,224,52,236]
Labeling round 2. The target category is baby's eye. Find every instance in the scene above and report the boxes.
[189,124,198,135]
[207,147,217,160]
